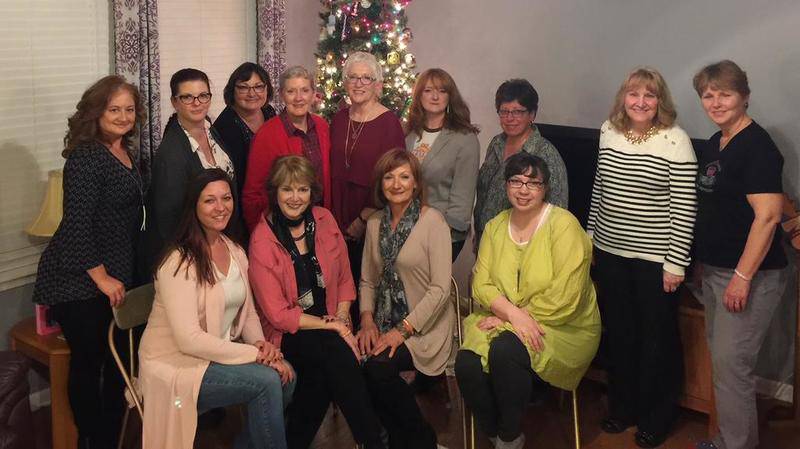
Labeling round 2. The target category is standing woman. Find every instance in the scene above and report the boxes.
[242,66,331,232]
[140,169,294,449]
[691,60,787,449]
[213,62,277,200]
[249,156,385,449]
[138,68,237,280]
[474,79,568,247]
[405,68,480,260]
[330,51,405,302]
[587,67,697,448]
[357,149,455,449]
[32,75,145,449]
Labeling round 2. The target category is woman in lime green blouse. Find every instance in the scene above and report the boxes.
[455,152,600,449]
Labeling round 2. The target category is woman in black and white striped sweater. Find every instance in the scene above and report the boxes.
[587,67,698,449]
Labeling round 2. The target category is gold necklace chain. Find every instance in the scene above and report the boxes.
[624,125,659,145]
[344,116,367,169]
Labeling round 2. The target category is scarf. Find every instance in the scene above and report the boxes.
[374,198,421,332]
[268,207,324,310]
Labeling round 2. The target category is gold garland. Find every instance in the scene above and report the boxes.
[624,125,659,145]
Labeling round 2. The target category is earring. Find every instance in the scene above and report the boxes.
[446,104,450,115]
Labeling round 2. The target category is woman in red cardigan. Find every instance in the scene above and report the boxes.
[249,156,385,449]
[242,66,331,232]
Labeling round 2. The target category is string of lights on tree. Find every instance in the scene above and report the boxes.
[315,0,416,120]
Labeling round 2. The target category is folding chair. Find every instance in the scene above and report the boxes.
[108,283,155,449]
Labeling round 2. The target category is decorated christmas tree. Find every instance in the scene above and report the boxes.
[315,0,416,120]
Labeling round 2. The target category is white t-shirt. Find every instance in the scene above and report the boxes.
[410,129,441,162]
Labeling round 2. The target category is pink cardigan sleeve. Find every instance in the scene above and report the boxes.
[156,252,259,364]
[248,223,303,334]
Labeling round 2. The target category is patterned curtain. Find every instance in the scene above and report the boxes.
[113,0,162,188]
[257,0,287,108]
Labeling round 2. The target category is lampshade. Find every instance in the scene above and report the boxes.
[26,170,63,237]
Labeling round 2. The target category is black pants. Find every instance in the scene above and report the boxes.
[51,297,126,449]
[363,344,437,449]
[346,238,365,329]
[593,249,683,436]
[282,329,383,449]
[455,331,544,442]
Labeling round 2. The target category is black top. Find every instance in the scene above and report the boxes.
[136,115,241,283]
[296,252,327,317]
[33,142,143,305]
[695,121,787,269]
[212,105,276,199]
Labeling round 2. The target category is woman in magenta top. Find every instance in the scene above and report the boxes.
[330,52,405,311]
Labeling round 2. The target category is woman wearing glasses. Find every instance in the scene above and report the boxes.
[330,52,405,324]
[456,153,600,449]
[139,68,238,281]
[242,66,332,232]
[213,62,277,200]
[587,68,697,448]
[405,68,480,261]
[474,79,567,247]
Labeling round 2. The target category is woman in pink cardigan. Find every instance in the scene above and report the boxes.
[139,169,295,449]
[249,156,385,449]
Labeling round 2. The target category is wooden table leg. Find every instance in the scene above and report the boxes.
[49,352,77,449]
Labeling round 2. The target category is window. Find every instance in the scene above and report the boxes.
[158,0,257,128]
[0,0,110,291]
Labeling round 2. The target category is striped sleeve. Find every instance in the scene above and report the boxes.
[663,130,698,275]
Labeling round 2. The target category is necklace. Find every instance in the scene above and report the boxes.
[292,231,306,242]
[344,115,367,169]
[624,125,659,145]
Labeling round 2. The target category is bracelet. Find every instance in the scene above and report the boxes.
[734,269,752,282]
[395,321,413,339]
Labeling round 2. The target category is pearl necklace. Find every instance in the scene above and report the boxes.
[624,125,659,145]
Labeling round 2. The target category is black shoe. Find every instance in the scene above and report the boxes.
[600,417,634,434]
[634,430,666,448]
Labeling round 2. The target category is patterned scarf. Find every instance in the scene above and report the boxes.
[374,198,421,332]
[268,207,324,310]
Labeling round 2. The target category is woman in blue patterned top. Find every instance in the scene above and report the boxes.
[33,75,145,449]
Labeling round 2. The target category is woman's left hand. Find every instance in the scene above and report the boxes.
[662,271,684,293]
[269,359,295,385]
[477,316,504,331]
[254,340,282,364]
[723,274,751,313]
[371,329,405,358]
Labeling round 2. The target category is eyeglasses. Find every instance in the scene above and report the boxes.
[235,84,267,94]
[497,109,529,119]
[507,179,545,191]
[175,92,212,105]
[345,74,377,85]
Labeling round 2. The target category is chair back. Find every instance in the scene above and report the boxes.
[112,283,155,330]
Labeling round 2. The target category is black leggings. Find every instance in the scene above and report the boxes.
[455,331,544,442]
[282,329,383,449]
[363,344,438,449]
[51,297,126,449]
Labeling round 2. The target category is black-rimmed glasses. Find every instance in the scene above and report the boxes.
[497,109,529,119]
[175,92,212,105]
[234,84,267,94]
[345,74,377,85]
[507,179,545,191]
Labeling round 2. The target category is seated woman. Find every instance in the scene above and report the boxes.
[456,153,600,449]
[357,149,455,449]
[139,169,295,449]
[249,156,385,449]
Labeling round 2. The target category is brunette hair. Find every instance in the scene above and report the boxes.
[222,62,273,106]
[692,60,751,98]
[495,79,539,113]
[371,148,426,208]
[266,156,323,211]
[155,168,241,286]
[62,75,144,157]
[169,68,210,97]
[504,152,551,186]
[406,68,479,136]
[608,67,677,131]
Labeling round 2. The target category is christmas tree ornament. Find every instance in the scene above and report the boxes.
[386,51,400,65]
[360,0,372,8]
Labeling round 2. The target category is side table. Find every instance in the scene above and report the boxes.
[10,317,77,449]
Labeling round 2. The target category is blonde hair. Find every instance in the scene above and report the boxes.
[608,67,677,132]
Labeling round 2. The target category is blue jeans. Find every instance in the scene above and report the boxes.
[197,362,295,449]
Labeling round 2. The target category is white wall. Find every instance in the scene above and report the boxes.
[286,0,799,194]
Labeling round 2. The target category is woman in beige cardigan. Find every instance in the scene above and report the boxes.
[357,149,455,449]
[139,169,295,449]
